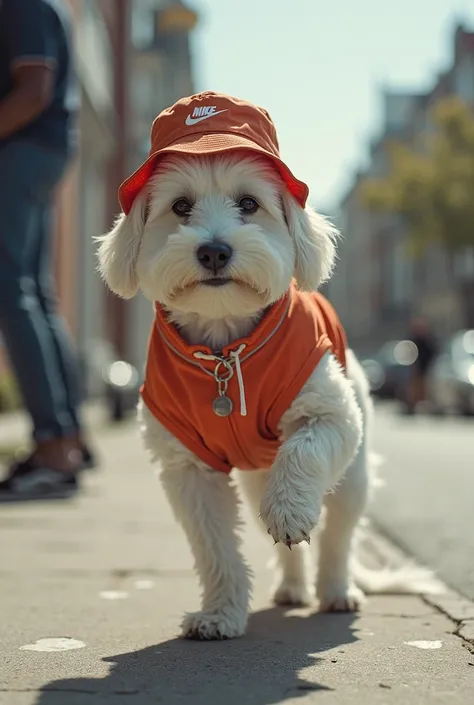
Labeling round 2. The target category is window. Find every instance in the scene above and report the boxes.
[454,57,474,102]
[390,239,413,305]
[132,6,155,49]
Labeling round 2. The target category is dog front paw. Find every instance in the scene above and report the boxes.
[260,490,321,547]
[181,609,247,640]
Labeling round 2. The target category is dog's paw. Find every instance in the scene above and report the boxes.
[260,491,321,547]
[318,583,366,613]
[181,609,247,640]
[273,580,315,607]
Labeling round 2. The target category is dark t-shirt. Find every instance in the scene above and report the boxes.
[0,0,79,151]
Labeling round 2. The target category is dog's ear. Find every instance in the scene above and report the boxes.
[281,191,339,292]
[96,191,147,299]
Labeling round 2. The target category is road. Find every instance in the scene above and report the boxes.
[370,403,474,600]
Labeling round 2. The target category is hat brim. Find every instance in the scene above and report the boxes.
[118,132,309,214]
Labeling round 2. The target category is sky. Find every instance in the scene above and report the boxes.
[190,0,474,210]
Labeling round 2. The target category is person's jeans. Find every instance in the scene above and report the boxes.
[0,140,82,442]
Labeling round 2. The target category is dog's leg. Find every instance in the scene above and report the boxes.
[259,353,363,551]
[317,350,372,612]
[316,442,369,612]
[272,541,314,607]
[139,404,251,640]
[161,463,251,640]
[239,470,314,606]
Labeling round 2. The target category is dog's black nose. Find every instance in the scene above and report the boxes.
[196,242,233,272]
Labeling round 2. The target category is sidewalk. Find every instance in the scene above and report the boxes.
[1,422,473,705]
[0,402,109,451]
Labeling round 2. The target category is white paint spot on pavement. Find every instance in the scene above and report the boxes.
[99,590,129,600]
[20,638,86,652]
[404,640,443,650]
[134,580,154,590]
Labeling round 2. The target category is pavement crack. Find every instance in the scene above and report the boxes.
[423,594,474,653]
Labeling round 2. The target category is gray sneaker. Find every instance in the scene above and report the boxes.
[0,457,79,502]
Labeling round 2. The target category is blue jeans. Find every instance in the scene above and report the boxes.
[0,140,82,442]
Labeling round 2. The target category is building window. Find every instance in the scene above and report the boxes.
[454,56,474,103]
[391,239,412,305]
[454,247,474,278]
[132,6,155,49]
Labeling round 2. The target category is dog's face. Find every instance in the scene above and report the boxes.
[98,153,338,320]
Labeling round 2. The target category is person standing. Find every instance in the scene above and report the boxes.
[0,0,94,499]
[405,316,438,414]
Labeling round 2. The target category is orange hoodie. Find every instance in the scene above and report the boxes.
[141,285,347,474]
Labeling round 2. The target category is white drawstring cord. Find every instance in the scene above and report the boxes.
[193,343,247,416]
[229,344,247,416]
[193,351,223,362]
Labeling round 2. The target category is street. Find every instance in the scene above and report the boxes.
[370,404,474,600]
[1,406,473,704]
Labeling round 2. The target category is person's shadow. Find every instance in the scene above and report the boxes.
[34,606,358,705]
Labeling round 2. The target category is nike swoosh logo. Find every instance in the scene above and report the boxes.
[185,109,228,126]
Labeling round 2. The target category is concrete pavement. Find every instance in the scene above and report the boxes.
[1,419,473,704]
[370,403,474,600]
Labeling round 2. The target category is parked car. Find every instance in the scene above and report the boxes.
[361,339,419,400]
[427,330,474,416]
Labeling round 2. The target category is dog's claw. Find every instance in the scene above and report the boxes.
[303,532,311,545]
[267,528,272,535]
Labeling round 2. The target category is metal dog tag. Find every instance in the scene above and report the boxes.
[212,395,233,417]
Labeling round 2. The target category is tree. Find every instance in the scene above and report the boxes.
[361,96,474,325]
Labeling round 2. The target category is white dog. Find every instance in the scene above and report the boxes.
[97,93,437,640]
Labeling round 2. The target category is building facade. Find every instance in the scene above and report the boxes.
[73,0,199,387]
[328,23,474,354]
[123,0,199,372]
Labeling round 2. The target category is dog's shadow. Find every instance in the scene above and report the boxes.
[34,606,358,705]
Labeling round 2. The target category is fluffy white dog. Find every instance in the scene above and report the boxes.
[98,93,436,640]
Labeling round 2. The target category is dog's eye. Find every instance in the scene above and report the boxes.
[172,198,192,217]
[238,196,259,214]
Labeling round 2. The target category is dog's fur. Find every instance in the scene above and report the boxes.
[98,153,438,640]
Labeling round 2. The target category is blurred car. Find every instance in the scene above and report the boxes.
[361,339,419,400]
[427,330,474,416]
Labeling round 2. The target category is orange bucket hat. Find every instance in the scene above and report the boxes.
[118,91,309,214]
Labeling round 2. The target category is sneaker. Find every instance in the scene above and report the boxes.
[0,457,79,502]
[8,443,97,474]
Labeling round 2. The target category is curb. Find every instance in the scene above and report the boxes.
[362,525,474,654]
